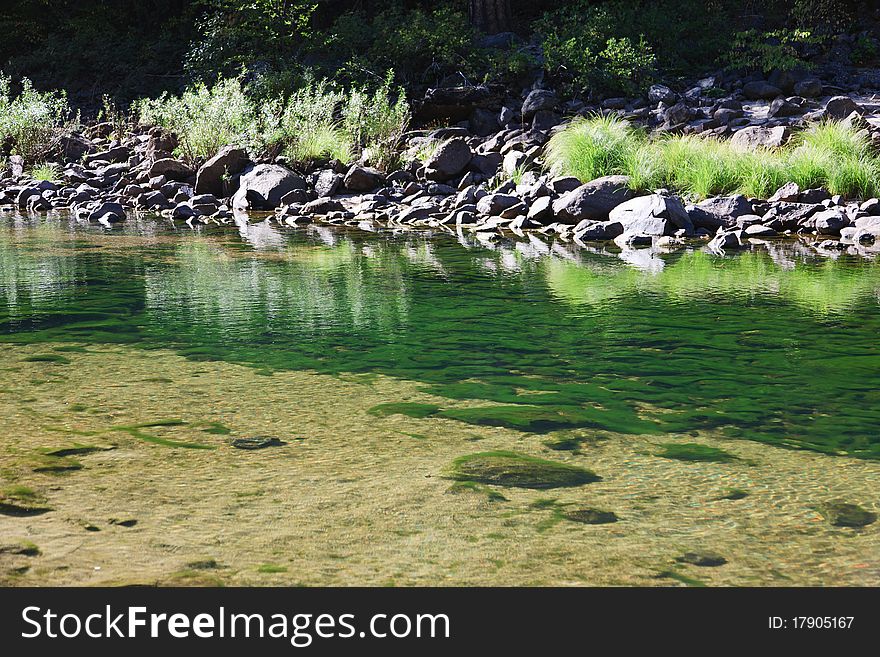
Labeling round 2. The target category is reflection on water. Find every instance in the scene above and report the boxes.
[2,215,880,458]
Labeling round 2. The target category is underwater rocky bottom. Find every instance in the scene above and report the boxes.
[0,217,878,585]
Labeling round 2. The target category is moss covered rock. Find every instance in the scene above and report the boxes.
[562,507,618,524]
[445,451,600,489]
[820,502,877,528]
[0,486,52,517]
[656,443,737,462]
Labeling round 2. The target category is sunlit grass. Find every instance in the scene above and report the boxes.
[546,115,880,199]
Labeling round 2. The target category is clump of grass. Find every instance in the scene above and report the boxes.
[135,77,260,163]
[545,113,643,183]
[29,162,60,181]
[0,73,73,162]
[546,115,880,199]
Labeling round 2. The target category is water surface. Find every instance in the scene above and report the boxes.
[0,215,878,585]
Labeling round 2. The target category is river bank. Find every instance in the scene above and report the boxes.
[4,77,880,258]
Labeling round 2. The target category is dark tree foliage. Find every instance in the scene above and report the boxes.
[0,0,873,104]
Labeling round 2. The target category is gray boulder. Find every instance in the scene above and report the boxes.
[688,195,753,229]
[83,146,130,165]
[793,79,823,97]
[314,170,342,197]
[149,158,194,182]
[195,145,251,197]
[87,201,126,223]
[742,81,783,100]
[232,164,306,210]
[476,193,519,216]
[424,138,473,181]
[810,208,848,235]
[521,90,557,120]
[824,96,862,121]
[551,175,634,223]
[343,165,383,192]
[648,84,677,105]
[608,194,693,236]
[730,125,790,151]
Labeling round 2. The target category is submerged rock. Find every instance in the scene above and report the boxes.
[562,508,618,524]
[445,451,599,489]
[676,551,727,567]
[820,502,877,528]
[231,436,287,450]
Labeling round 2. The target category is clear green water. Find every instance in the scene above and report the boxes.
[2,216,880,459]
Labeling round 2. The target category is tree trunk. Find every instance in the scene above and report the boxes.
[469,0,511,35]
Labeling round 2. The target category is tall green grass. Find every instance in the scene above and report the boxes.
[546,114,880,199]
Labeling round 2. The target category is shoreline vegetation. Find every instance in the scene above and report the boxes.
[1,2,880,257]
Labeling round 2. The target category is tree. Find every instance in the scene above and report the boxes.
[468,0,511,34]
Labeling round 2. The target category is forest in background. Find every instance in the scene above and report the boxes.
[0,0,876,107]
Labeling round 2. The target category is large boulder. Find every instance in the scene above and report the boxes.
[742,81,783,100]
[149,158,194,182]
[551,176,634,223]
[417,85,495,122]
[343,165,384,192]
[232,164,306,210]
[729,125,790,151]
[83,146,130,165]
[648,84,677,105]
[688,195,753,230]
[195,145,251,197]
[424,138,473,181]
[521,89,557,120]
[608,194,693,236]
[824,96,863,121]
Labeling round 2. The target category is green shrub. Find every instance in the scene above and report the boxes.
[135,77,259,163]
[261,78,351,165]
[0,73,72,162]
[535,0,730,95]
[725,29,823,73]
[262,73,409,170]
[546,115,880,199]
[342,74,410,170]
[326,6,478,87]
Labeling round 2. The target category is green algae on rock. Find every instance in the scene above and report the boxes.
[562,507,619,524]
[676,551,728,567]
[445,451,600,489]
[820,502,877,528]
[446,480,508,502]
[0,486,52,516]
[656,443,738,463]
[368,402,441,418]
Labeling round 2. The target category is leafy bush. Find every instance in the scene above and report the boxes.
[261,78,351,165]
[326,6,479,87]
[0,74,72,162]
[135,78,259,163]
[725,29,824,73]
[546,115,880,199]
[535,0,732,96]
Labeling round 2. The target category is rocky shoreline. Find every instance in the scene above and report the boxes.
[3,76,880,258]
